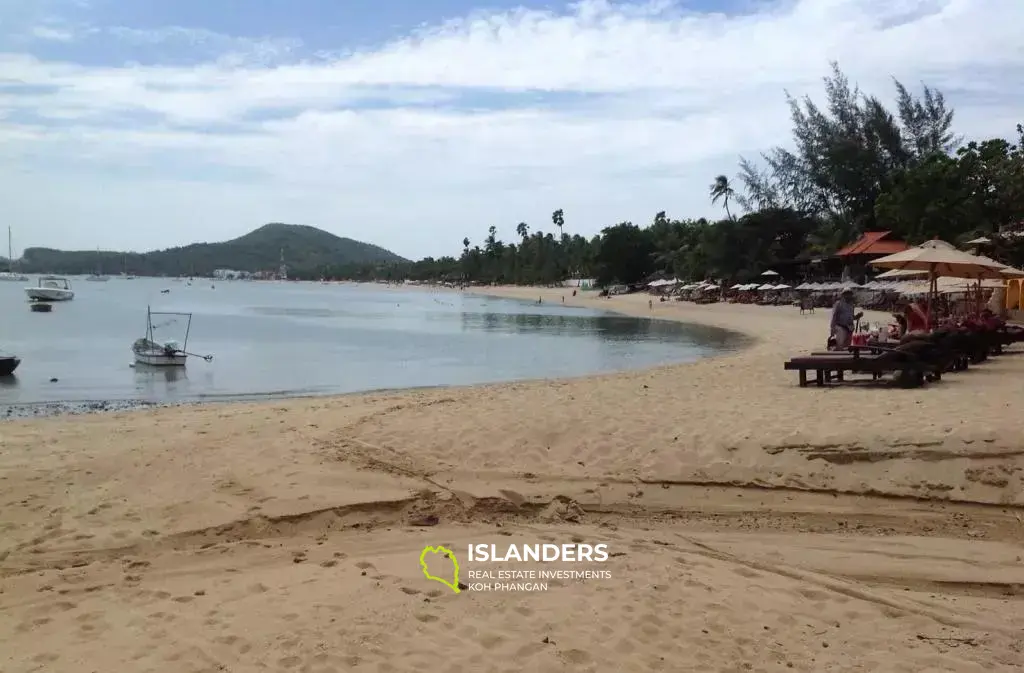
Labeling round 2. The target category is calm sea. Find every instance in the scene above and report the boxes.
[0,278,742,407]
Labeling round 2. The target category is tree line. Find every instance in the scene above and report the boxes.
[303,64,1023,287]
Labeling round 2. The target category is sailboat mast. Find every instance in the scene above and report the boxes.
[7,226,12,273]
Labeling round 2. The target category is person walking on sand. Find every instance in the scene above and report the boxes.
[830,289,862,350]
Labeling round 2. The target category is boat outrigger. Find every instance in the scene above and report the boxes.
[131,306,213,367]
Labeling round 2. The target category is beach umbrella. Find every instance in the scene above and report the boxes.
[965,236,993,246]
[760,270,780,277]
[871,244,1005,327]
[973,255,1024,277]
[774,284,791,289]
[875,268,928,280]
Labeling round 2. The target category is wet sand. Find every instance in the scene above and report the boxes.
[1,286,1022,672]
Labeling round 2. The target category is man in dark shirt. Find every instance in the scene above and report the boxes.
[830,289,863,349]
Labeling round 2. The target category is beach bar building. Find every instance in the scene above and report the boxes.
[834,231,910,283]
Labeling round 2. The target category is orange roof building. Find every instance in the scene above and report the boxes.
[834,231,909,257]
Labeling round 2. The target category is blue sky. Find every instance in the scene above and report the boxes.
[1,0,1022,259]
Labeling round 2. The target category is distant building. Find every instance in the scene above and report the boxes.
[213,269,252,280]
[834,231,910,283]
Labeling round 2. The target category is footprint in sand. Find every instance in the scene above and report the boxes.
[559,649,592,665]
[214,634,253,654]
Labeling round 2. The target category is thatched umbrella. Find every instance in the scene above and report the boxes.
[871,244,1005,328]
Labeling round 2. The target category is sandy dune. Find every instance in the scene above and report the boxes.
[1,286,1023,672]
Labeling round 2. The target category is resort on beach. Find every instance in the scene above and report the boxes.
[3,3,1024,673]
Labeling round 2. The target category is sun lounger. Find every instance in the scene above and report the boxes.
[784,344,933,388]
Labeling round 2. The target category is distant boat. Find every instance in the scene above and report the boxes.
[0,353,19,376]
[86,248,110,281]
[0,227,29,282]
[131,306,213,367]
[119,254,136,279]
[25,276,74,301]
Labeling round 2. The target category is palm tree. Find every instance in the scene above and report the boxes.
[709,175,735,220]
[462,237,470,252]
[516,222,529,239]
[552,209,564,238]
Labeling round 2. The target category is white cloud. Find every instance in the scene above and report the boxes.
[1,0,1023,258]
[29,25,75,41]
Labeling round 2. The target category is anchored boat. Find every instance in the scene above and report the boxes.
[0,227,28,282]
[0,352,20,376]
[131,306,212,367]
[25,276,74,301]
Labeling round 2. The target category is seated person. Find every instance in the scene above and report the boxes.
[903,299,929,334]
[891,313,908,338]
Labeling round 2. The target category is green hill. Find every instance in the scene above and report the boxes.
[19,223,407,277]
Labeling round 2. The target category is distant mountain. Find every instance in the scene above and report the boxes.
[19,224,408,277]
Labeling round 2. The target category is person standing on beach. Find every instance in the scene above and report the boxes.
[830,289,862,349]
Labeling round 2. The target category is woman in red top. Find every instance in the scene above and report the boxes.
[904,300,929,333]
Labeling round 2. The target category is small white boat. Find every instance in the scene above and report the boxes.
[25,276,74,301]
[0,271,29,282]
[131,306,212,367]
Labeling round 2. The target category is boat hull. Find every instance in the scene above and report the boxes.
[134,352,187,367]
[0,273,29,282]
[26,288,74,301]
[0,356,20,376]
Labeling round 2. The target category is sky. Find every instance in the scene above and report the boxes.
[1,0,1022,260]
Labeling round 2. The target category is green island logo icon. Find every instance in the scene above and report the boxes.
[419,545,461,594]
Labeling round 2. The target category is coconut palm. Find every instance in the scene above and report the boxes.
[709,175,736,220]
[552,209,564,238]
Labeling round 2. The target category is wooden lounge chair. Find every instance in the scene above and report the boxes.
[784,344,933,388]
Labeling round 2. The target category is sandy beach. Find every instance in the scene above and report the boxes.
[2,286,1023,672]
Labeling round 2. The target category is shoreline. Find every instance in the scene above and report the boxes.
[1,287,751,420]
[2,285,1021,507]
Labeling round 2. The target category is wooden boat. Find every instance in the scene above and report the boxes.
[131,306,212,367]
[0,354,20,376]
